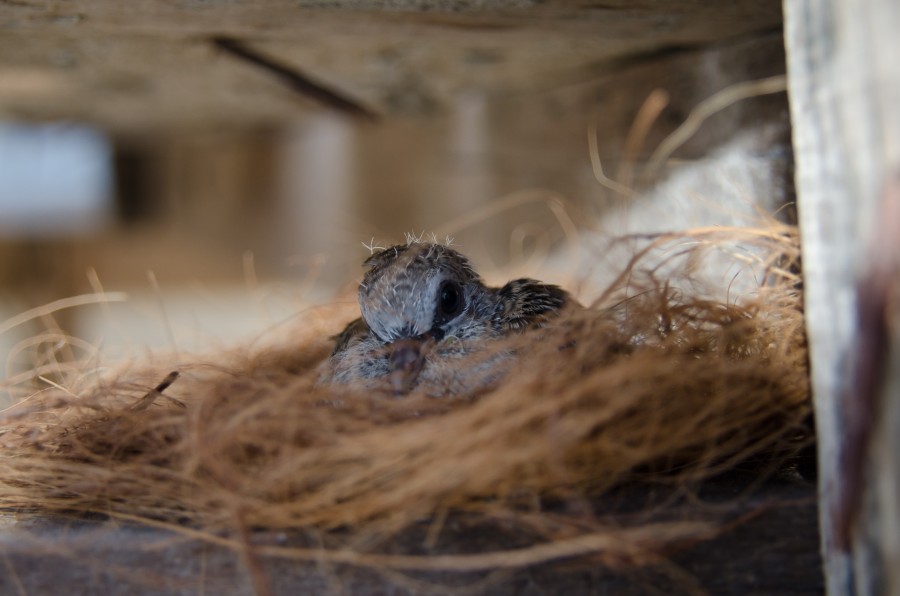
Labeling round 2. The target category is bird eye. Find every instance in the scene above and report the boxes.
[437,280,464,319]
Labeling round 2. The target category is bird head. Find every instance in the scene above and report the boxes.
[357,242,485,344]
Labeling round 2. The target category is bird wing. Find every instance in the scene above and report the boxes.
[330,317,372,355]
[492,279,570,332]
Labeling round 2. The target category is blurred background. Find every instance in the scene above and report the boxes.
[0,1,793,388]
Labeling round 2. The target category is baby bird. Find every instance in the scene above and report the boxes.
[320,242,572,396]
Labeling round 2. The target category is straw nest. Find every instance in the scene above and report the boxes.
[0,223,810,574]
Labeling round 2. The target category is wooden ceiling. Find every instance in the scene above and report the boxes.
[0,1,783,133]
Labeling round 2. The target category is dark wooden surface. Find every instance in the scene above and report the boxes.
[0,473,822,595]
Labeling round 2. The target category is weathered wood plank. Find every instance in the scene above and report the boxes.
[783,0,900,593]
[0,476,821,595]
[0,0,783,131]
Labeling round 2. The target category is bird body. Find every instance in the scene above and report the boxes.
[319,241,572,396]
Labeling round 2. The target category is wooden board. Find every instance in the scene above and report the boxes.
[0,1,783,132]
[0,475,822,595]
[784,0,900,593]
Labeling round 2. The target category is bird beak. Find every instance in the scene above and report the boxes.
[388,333,435,394]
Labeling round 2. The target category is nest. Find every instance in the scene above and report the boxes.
[0,224,811,581]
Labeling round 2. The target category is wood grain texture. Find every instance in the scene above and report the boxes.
[784,0,900,593]
[0,476,821,596]
[0,0,782,132]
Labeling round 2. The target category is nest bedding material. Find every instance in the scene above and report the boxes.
[0,225,811,572]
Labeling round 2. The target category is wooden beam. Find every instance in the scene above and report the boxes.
[0,1,783,132]
[783,0,900,593]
